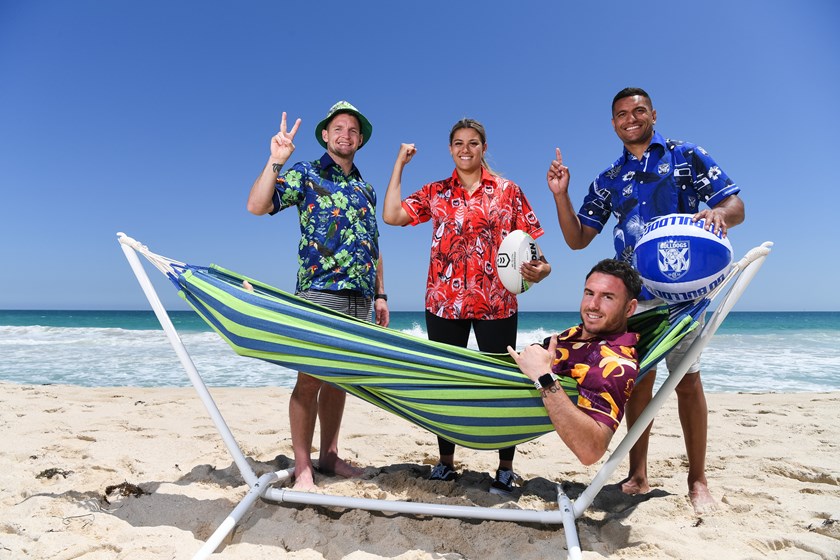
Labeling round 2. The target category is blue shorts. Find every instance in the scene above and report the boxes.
[635,298,704,374]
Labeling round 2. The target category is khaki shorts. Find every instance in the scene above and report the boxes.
[635,298,704,374]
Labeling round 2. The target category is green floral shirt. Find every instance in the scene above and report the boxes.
[271,153,380,297]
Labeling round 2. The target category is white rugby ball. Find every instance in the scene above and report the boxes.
[496,230,542,294]
[634,213,733,302]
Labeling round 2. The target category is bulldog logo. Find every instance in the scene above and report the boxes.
[657,239,690,280]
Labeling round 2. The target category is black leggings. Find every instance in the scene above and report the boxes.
[425,311,517,463]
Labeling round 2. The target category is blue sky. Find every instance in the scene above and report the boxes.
[1,1,837,312]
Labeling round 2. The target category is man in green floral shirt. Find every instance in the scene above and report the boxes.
[248,100,389,490]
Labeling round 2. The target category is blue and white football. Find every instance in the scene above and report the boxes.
[633,213,733,302]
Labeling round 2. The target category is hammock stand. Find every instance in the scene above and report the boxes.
[117,232,772,560]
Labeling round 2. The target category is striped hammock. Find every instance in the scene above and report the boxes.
[162,260,709,451]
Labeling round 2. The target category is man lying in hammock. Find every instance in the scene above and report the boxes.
[508,259,642,466]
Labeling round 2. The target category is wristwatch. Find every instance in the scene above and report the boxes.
[533,372,558,391]
[374,293,388,301]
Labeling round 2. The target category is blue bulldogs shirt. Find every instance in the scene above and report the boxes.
[578,131,740,297]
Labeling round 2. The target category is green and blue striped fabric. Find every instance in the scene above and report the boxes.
[171,263,709,450]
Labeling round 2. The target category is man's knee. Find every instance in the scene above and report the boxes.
[318,382,346,401]
[675,371,703,397]
[293,372,323,396]
[630,370,656,399]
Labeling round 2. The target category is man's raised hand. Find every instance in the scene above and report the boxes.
[270,112,302,163]
[547,148,571,195]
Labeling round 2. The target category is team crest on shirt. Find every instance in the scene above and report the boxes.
[622,184,633,197]
[622,171,635,182]
[658,162,670,175]
[658,239,690,280]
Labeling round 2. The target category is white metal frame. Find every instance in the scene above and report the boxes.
[117,233,772,560]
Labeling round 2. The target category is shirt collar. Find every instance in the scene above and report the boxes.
[649,131,667,151]
[319,152,363,180]
[449,167,497,188]
[568,325,640,347]
[621,131,667,163]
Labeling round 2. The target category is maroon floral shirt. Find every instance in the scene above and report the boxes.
[402,168,543,320]
[551,326,640,431]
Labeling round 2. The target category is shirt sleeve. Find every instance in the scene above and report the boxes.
[577,176,611,233]
[512,184,545,240]
[269,162,306,215]
[689,146,740,209]
[401,183,433,226]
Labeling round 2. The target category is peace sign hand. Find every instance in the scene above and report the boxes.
[270,112,302,162]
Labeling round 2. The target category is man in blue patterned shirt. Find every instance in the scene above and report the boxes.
[545,88,745,513]
[248,100,389,490]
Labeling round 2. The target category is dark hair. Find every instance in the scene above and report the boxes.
[449,118,499,176]
[612,87,652,115]
[586,259,642,300]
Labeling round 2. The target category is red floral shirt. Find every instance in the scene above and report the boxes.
[402,168,543,320]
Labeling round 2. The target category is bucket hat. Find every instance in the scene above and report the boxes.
[315,100,372,149]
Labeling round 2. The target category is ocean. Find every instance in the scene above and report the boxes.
[1,310,838,393]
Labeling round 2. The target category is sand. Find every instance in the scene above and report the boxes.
[1,382,838,559]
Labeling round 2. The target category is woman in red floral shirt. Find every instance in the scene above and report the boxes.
[383,119,551,495]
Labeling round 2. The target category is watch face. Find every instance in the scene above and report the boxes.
[538,373,555,388]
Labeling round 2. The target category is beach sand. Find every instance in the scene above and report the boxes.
[1,382,838,559]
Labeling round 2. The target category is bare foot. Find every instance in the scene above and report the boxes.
[242,280,254,292]
[317,456,365,479]
[689,481,718,514]
[291,467,316,491]
[619,475,651,495]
